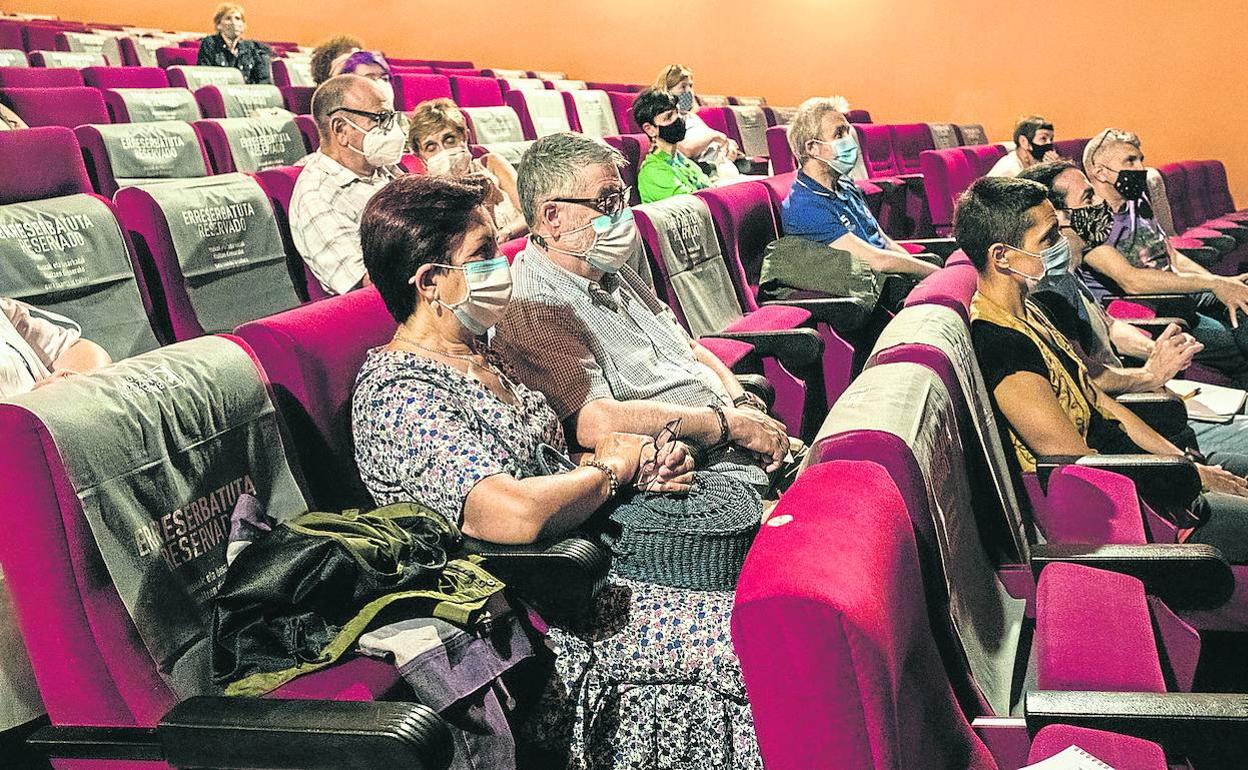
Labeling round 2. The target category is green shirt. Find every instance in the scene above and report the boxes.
[638,148,712,204]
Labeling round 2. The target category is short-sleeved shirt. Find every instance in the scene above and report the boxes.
[1109,198,1171,271]
[638,149,711,204]
[289,151,404,295]
[196,34,272,84]
[0,298,80,398]
[352,348,564,525]
[495,243,765,485]
[781,170,886,248]
[986,151,1025,178]
[1032,273,1123,368]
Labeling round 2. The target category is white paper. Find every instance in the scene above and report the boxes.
[1019,744,1115,770]
[1168,378,1247,423]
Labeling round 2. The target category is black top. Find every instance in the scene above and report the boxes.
[1029,290,1084,349]
[970,318,1140,455]
[197,34,272,84]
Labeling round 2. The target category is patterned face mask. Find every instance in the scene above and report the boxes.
[1063,200,1114,246]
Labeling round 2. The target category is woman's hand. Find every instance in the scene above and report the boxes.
[591,432,648,487]
[1198,463,1248,498]
[637,441,696,494]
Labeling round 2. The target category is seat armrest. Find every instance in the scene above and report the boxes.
[1115,392,1188,439]
[1034,454,1201,511]
[1025,690,1248,765]
[1174,243,1219,267]
[1118,316,1190,334]
[759,298,870,333]
[461,534,610,622]
[1030,543,1233,610]
[29,697,455,769]
[735,373,776,409]
[701,327,824,370]
[900,237,959,259]
[1118,294,1200,326]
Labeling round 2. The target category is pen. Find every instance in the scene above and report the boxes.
[1182,388,1203,401]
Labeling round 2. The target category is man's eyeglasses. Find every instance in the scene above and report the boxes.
[549,186,632,216]
[330,106,402,132]
[636,418,682,489]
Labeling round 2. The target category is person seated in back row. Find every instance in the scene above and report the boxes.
[632,88,711,204]
[987,115,1058,177]
[652,64,743,169]
[309,34,362,85]
[407,98,528,242]
[957,175,1248,563]
[782,97,938,281]
[1,298,110,397]
[495,133,790,493]
[289,74,406,295]
[197,3,272,85]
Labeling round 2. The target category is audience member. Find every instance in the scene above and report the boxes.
[1,299,110,397]
[332,50,391,81]
[782,97,938,280]
[632,88,711,203]
[653,64,742,166]
[309,34,362,85]
[407,98,527,242]
[496,133,789,492]
[957,175,1248,562]
[352,173,762,768]
[290,75,406,295]
[196,3,272,85]
[987,115,1057,177]
[1076,129,1248,384]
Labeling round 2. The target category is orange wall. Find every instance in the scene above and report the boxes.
[17,0,1248,201]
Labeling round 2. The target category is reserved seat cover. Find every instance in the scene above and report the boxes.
[103,87,201,123]
[78,120,210,197]
[462,105,524,144]
[507,88,570,138]
[809,361,1027,716]
[195,83,284,118]
[565,89,617,137]
[166,64,244,90]
[30,49,106,68]
[195,114,308,173]
[0,49,28,67]
[727,105,768,159]
[115,173,300,340]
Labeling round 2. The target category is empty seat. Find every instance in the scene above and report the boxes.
[28,49,105,68]
[194,115,311,173]
[0,48,28,67]
[75,120,211,198]
[155,45,197,68]
[461,105,525,144]
[449,74,504,107]
[958,123,989,145]
[725,105,770,162]
[765,124,794,173]
[0,65,81,87]
[54,29,115,64]
[481,67,526,79]
[0,85,110,128]
[194,83,284,118]
[607,90,640,134]
[928,122,961,150]
[271,57,312,87]
[845,108,872,123]
[165,63,244,90]
[280,84,313,114]
[546,78,586,91]
[390,73,451,111]
[855,123,900,177]
[1052,136,1090,167]
[253,164,325,302]
[497,76,545,95]
[102,86,201,123]
[561,89,618,136]
[119,34,174,67]
[81,64,168,89]
[115,173,302,340]
[504,88,570,138]
[918,144,1006,235]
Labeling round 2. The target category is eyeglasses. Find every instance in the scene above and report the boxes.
[549,186,632,216]
[636,418,682,489]
[330,106,401,131]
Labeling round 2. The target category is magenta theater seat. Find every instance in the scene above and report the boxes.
[448,74,504,107]
[81,65,168,89]
[390,73,451,111]
[0,85,109,128]
[254,164,328,303]
[155,45,197,68]
[0,65,81,87]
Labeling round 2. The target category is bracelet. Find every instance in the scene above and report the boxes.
[733,392,767,412]
[708,403,731,447]
[582,459,620,496]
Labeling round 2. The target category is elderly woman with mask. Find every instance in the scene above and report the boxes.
[197,3,272,84]
[353,173,763,769]
[407,98,527,242]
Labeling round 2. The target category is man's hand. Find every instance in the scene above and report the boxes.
[725,407,790,473]
[1042,149,1060,163]
[1198,463,1248,498]
[1210,277,1248,328]
[1144,323,1203,385]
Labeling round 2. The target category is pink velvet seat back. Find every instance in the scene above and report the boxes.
[81,65,168,89]
[253,164,329,302]
[0,85,109,127]
[0,125,93,203]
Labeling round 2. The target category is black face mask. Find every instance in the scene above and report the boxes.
[656,118,687,145]
[1112,168,1148,201]
[1063,200,1113,245]
[1028,142,1052,161]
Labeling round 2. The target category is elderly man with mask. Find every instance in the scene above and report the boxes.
[1075,128,1248,384]
[494,133,790,490]
[782,97,938,281]
[290,74,406,295]
[987,115,1058,178]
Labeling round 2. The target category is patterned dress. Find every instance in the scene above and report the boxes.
[352,348,761,770]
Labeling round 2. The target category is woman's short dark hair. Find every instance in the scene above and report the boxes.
[1013,115,1054,145]
[953,176,1050,270]
[632,88,678,131]
[361,174,490,322]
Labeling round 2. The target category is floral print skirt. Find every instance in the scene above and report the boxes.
[519,574,761,770]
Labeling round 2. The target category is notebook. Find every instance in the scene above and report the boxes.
[1020,745,1116,770]
[1168,378,1248,424]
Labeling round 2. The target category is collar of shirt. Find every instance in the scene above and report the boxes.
[520,244,630,310]
[796,169,854,199]
[651,147,688,167]
[307,150,397,189]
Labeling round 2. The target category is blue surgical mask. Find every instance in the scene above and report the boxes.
[1006,237,1071,284]
[425,256,512,334]
[813,136,860,176]
[545,209,640,274]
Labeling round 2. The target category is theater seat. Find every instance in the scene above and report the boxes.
[280,84,313,114]
[560,89,618,136]
[271,57,313,87]
[28,49,105,68]
[114,173,302,340]
[194,83,285,118]
[166,63,244,90]
[193,115,311,173]
[448,74,504,107]
[607,90,640,134]
[81,64,168,89]
[765,124,794,173]
[0,85,109,128]
[0,49,29,67]
[601,133,648,205]
[390,73,451,111]
[76,120,211,198]
[254,164,327,303]
[155,45,197,68]
[0,65,81,87]
[505,88,571,138]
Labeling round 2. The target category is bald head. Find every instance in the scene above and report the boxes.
[311,74,387,140]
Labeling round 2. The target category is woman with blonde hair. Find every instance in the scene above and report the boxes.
[407,98,527,242]
[197,3,272,84]
[652,64,741,165]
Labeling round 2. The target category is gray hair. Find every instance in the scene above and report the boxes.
[1084,127,1141,170]
[311,74,369,140]
[517,133,625,226]
[788,97,843,165]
